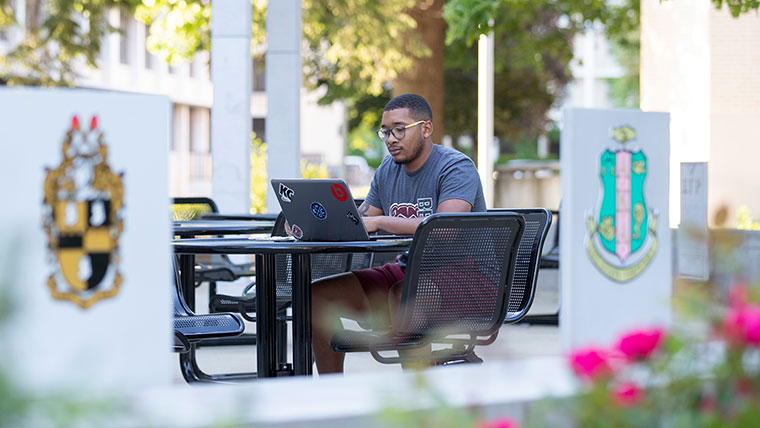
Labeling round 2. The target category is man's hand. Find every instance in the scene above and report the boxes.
[362,216,381,233]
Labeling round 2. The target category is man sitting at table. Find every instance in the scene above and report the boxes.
[311,93,487,374]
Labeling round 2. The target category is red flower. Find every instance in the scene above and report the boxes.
[569,347,611,381]
[477,417,518,428]
[613,382,643,407]
[723,304,760,346]
[615,327,665,361]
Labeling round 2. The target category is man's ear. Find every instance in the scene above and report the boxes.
[423,121,433,139]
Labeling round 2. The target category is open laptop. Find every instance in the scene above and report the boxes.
[270,178,370,241]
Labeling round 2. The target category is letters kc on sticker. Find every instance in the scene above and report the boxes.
[279,183,294,202]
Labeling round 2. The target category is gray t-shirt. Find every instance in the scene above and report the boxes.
[365,144,486,217]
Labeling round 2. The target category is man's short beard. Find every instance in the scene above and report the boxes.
[393,134,426,165]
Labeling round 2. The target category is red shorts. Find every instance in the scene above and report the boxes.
[353,262,405,297]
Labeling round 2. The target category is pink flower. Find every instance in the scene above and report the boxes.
[477,417,518,428]
[613,382,643,407]
[723,304,760,346]
[615,327,665,361]
[569,347,611,381]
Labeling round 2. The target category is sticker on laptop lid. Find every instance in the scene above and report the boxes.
[346,211,359,225]
[310,202,327,220]
[331,183,348,202]
[291,224,303,240]
[278,183,294,202]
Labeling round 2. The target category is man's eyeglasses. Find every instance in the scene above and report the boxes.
[377,120,426,142]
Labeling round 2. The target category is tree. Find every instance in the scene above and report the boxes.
[0,0,140,86]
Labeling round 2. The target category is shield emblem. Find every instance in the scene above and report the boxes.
[586,125,658,282]
[43,116,124,308]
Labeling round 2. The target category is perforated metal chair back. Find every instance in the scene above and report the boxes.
[396,212,524,337]
[489,208,552,323]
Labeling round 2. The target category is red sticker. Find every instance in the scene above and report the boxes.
[292,224,303,240]
[331,183,348,202]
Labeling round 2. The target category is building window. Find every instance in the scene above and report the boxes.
[119,13,131,65]
[190,107,210,153]
[253,56,265,92]
[253,118,266,142]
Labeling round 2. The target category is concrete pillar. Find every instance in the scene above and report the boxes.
[478,31,494,207]
[211,0,252,212]
[265,0,302,213]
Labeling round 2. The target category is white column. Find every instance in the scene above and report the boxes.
[211,0,252,212]
[265,0,302,213]
[478,31,494,207]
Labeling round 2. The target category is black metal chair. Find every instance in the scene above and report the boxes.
[330,212,525,366]
[488,208,552,324]
[171,197,258,310]
[518,209,559,325]
[172,259,246,383]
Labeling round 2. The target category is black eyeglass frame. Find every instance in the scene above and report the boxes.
[376,120,427,142]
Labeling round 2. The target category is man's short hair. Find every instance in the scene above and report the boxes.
[384,94,433,122]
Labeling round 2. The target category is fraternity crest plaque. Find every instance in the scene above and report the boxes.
[586,125,658,282]
[42,116,125,308]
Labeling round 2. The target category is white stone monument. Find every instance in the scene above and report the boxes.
[560,108,671,350]
[0,88,172,392]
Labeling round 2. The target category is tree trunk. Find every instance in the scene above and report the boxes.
[392,0,447,145]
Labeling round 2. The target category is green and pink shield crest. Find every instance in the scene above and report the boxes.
[586,125,658,282]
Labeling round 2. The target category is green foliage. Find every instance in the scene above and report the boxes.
[134,0,212,67]
[250,133,267,214]
[346,92,390,169]
[527,234,760,428]
[713,0,760,16]
[300,158,328,179]
[0,0,141,86]
[134,0,426,105]
[736,206,760,230]
[442,0,640,142]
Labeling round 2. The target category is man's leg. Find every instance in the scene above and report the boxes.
[388,281,433,368]
[311,272,390,374]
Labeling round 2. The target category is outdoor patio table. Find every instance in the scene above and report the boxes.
[199,212,280,221]
[172,237,413,377]
[173,220,275,238]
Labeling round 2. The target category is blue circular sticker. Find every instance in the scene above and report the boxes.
[310,202,327,220]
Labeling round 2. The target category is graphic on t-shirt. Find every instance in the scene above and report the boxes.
[390,202,418,218]
[310,202,327,220]
[390,198,435,218]
[417,198,433,217]
[331,183,348,202]
[291,224,303,239]
[278,183,294,202]
[346,211,359,225]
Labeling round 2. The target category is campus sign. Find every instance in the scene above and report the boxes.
[560,108,671,350]
[0,88,171,392]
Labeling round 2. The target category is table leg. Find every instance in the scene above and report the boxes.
[256,254,278,378]
[292,254,313,375]
[179,254,195,311]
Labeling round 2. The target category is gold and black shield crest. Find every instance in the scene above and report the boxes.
[43,116,125,308]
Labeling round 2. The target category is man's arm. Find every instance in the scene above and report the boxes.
[362,198,473,235]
